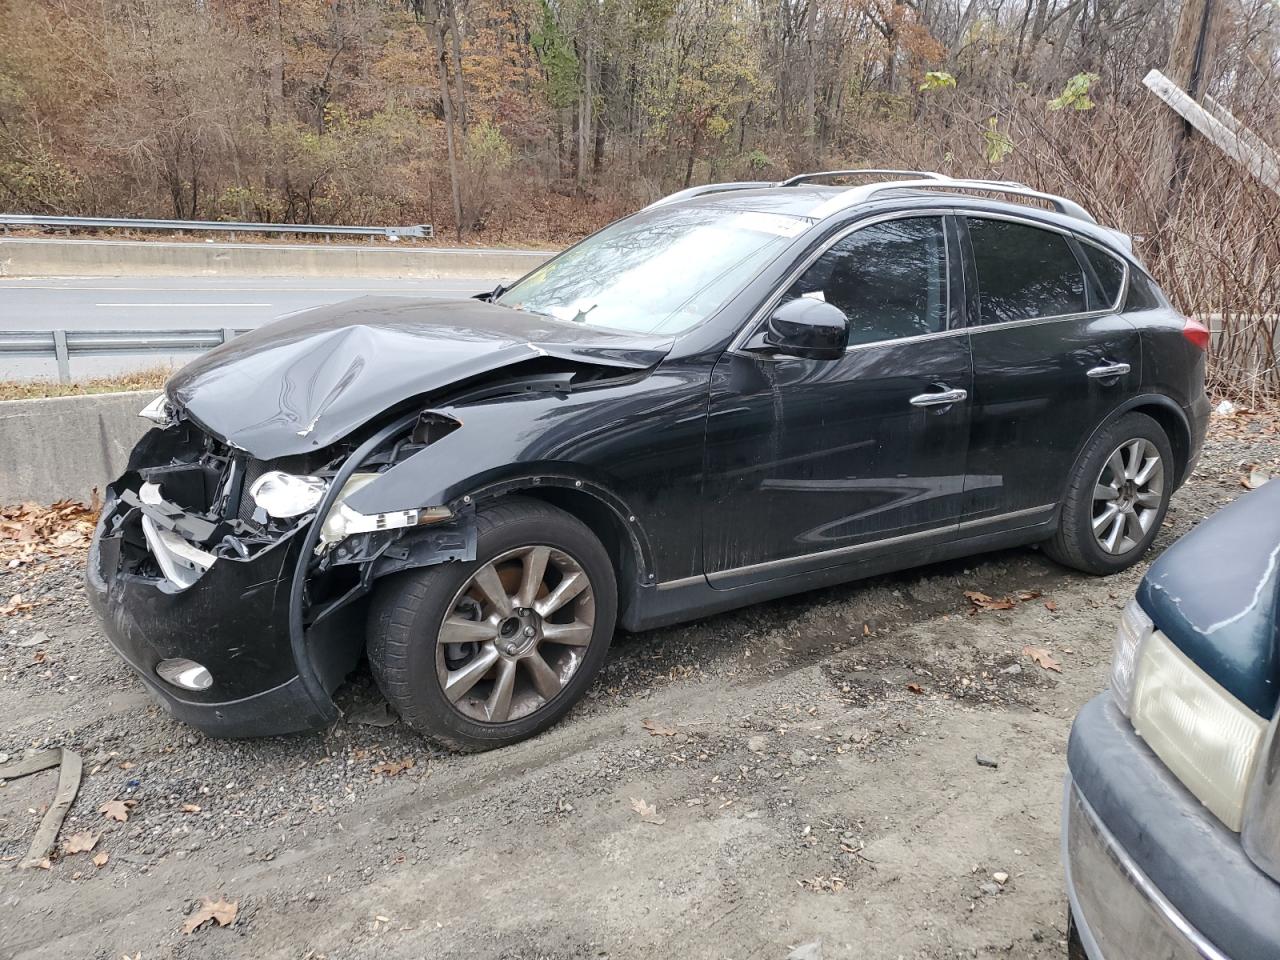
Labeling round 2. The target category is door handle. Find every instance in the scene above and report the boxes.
[909,387,968,408]
[1086,362,1131,380]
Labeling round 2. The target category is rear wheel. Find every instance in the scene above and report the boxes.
[1046,412,1174,575]
[367,497,617,751]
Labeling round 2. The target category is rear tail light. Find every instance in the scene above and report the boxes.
[1183,317,1211,351]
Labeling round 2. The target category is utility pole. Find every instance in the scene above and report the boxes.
[1150,0,1219,225]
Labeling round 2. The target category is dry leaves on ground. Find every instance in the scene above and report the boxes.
[91,851,109,868]
[182,897,238,935]
[1022,645,1062,673]
[371,757,415,777]
[630,797,666,825]
[61,831,99,855]
[180,803,202,813]
[641,718,677,737]
[1243,469,1271,490]
[799,875,847,893]
[99,799,130,823]
[0,496,100,569]
[964,591,1015,613]
[965,589,1055,615]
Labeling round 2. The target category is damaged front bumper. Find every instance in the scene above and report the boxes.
[87,505,352,736]
[87,415,474,738]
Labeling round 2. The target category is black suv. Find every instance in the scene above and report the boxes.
[88,170,1211,749]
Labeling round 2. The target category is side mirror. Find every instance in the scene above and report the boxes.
[756,297,849,360]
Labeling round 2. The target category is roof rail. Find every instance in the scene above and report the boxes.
[814,177,1096,224]
[778,169,946,186]
[643,181,774,210]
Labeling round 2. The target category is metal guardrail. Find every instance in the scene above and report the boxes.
[0,214,432,241]
[1,328,249,383]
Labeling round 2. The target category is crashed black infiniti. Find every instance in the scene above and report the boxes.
[88,172,1210,750]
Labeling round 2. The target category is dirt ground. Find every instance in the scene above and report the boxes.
[1,409,1277,960]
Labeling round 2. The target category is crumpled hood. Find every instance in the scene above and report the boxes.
[167,297,674,459]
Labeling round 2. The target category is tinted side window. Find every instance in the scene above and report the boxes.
[1124,269,1164,312]
[785,217,947,346]
[966,217,1087,324]
[1081,242,1126,309]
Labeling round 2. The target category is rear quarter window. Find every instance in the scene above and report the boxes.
[1123,268,1165,312]
[1080,241,1126,309]
[966,217,1087,324]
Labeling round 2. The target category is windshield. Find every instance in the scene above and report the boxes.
[496,204,811,335]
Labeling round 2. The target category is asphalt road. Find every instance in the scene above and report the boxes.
[0,276,497,380]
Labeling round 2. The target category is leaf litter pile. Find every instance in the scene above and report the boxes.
[1,495,100,617]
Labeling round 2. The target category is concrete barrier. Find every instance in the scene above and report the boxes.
[0,391,156,504]
[0,237,552,279]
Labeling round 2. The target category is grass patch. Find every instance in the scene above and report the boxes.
[0,367,170,401]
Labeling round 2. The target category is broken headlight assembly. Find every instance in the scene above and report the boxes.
[249,471,329,519]
[138,394,174,424]
[1110,596,1268,831]
[316,473,453,549]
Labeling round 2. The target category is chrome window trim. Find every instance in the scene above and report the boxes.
[728,208,954,357]
[966,307,1115,335]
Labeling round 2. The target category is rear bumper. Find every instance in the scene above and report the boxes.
[1064,695,1280,959]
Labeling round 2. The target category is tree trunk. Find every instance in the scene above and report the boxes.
[269,0,285,122]
[576,37,593,191]
[804,0,817,155]
[1149,0,1220,230]
[422,0,465,238]
[444,0,468,131]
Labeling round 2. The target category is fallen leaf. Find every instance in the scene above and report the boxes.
[641,718,677,737]
[180,803,202,813]
[1016,590,1042,601]
[1044,600,1058,612]
[92,851,109,868]
[630,797,666,825]
[182,897,238,934]
[905,683,924,694]
[62,831,99,855]
[372,757,415,777]
[964,590,1015,612]
[100,799,129,823]
[1022,645,1062,673]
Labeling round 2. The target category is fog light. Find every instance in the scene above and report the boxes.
[156,658,213,691]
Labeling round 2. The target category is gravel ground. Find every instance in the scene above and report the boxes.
[1,409,1277,960]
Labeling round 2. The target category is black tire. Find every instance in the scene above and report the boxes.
[1045,412,1174,575]
[1066,911,1089,960]
[367,496,617,751]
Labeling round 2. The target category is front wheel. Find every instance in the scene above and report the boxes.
[367,497,617,751]
[1045,412,1174,575]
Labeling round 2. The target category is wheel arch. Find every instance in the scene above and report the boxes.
[1073,394,1192,492]
[465,473,656,625]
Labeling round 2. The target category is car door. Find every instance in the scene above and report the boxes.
[701,213,973,589]
[959,214,1141,529]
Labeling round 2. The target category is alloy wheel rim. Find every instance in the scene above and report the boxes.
[435,545,596,724]
[1091,438,1164,555]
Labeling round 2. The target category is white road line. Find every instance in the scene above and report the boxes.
[94,302,273,308]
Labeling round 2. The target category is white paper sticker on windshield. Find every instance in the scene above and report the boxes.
[729,211,810,238]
